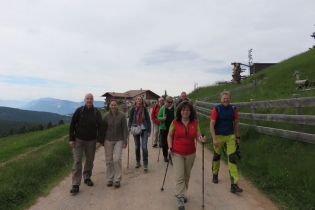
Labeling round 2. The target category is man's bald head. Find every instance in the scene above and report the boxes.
[84,93,94,108]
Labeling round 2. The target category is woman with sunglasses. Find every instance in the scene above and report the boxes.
[158,96,177,162]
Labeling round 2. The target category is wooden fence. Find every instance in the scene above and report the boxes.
[196,94,315,144]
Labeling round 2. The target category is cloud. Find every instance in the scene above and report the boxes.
[142,44,200,65]
[0,0,314,101]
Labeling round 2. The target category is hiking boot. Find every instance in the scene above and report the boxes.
[153,144,158,148]
[230,184,243,193]
[135,162,141,168]
[164,157,169,162]
[107,181,113,187]
[114,181,120,188]
[177,197,185,210]
[84,179,94,186]
[212,174,218,184]
[144,165,148,172]
[70,185,79,194]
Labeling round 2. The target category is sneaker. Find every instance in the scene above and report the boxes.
[177,197,185,210]
[144,165,148,172]
[70,185,79,194]
[114,181,120,188]
[230,184,243,193]
[164,157,169,162]
[107,181,113,187]
[153,144,158,148]
[84,179,94,186]
[212,174,218,184]
[135,162,141,168]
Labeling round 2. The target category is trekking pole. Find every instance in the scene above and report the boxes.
[127,133,130,169]
[201,134,205,209]
[152,121,155,146]
[169,152,173,165]
[160,154,171,191]
[157,129,162,162]
[157,145,161,162]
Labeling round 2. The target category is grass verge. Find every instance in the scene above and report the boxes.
[0,136,72,210]
[0,124,69,163]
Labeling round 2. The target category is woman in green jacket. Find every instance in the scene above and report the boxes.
[158,96,177,162]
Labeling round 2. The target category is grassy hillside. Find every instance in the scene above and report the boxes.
[191,49,315,101]
[0,124,71,210]
[189,49,315,210]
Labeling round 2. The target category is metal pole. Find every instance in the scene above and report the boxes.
[152,120,154,146]
[201,134,205,209]
[160,154,171,191]
[127,134,130,169]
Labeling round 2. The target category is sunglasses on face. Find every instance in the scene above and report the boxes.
[167,101,173,104]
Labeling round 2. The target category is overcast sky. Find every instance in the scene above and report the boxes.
[1,0,314,102]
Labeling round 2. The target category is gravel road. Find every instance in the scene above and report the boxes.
[27,132,278,210]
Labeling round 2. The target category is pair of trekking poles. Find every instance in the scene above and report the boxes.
[160,134,206,209]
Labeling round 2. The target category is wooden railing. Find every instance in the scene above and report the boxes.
[196,94,315,144]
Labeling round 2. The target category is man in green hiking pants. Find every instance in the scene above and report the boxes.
[210,91,243,193]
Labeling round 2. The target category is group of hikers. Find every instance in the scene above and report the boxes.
[68,91,242,210]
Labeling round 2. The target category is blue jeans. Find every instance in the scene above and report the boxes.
[133,130,148,165]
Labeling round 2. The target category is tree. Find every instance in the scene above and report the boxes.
[58,120,64,125]
[19,126,26,134]
[162,90,168,99]
[310,25,315,50]
[38,124,44,131]
[47,121,53,129]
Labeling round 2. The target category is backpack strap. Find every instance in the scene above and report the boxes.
[80,106,85,117]
[80,106,98,116]
[215,105,220,116]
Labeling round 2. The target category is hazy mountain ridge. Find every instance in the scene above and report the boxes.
[0,99,31,108]
[0,106,72,136]
[0,106,71,124]
[19,98,105,115]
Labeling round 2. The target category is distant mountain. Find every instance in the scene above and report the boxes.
[0,106,71,124]
[0,106,72,136]
[20,98,105,115]
[0,99,31,108]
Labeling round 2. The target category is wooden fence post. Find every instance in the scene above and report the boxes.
[250,99,257,126]
[293,94,305,132]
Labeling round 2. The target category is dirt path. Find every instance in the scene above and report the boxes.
[27,132,278,210]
